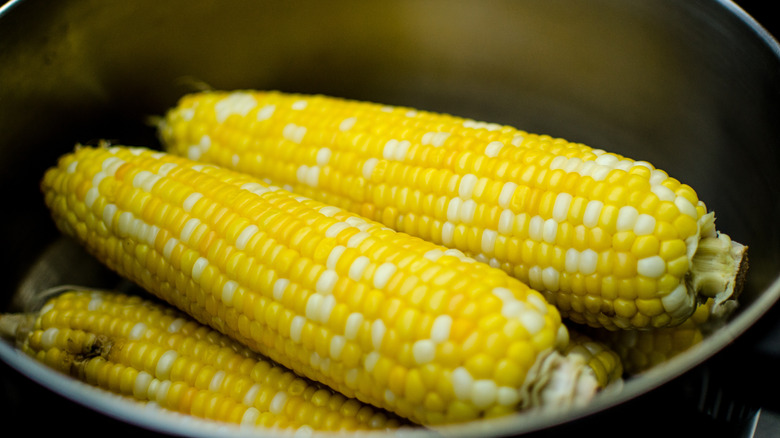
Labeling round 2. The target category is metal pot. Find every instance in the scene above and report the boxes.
[1,0,778,436]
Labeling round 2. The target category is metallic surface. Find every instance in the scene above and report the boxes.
[0,0,778,436]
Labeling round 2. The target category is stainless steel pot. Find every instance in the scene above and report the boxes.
[1,0,778,436]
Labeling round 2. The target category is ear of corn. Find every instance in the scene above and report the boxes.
[580,298,734,374]
[40,145,599,425]
[0,287,406,432]
[158,90,748,331]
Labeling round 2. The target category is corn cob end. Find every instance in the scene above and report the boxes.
[688,214,748,312]
[520,348,599,410]
[0,313,35,344]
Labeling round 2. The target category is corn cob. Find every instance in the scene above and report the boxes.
[40,145,598,425]
[581,298,734,375]
[0,287,406,432]
[158,90,748,331]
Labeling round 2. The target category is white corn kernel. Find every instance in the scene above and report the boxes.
[373,263,397,289]
[345,313,364,340]
[339,117,357,131]
[215,92,257,122]
[458,174,478,199]
[552,193,573,222]
[638,256,666,278]
[499,182,518,209]
[256,104,275,121]
[412,340,436,364]
[616,206,639,232]
[316,269,338,294]
[634,214,656,235]
[484,141,504,157]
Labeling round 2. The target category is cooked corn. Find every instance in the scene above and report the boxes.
[158,90,748,331]
[0,288,405,432]
[40,145,598,425]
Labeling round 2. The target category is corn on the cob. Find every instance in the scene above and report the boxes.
[581,298,733,374]
[158,90,748,331]
[0,287,405,432]
[40,145,598,425]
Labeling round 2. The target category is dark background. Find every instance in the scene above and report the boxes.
[0,1,778,437]
[741,1,779,38]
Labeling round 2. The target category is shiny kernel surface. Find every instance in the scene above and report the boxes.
[41,146,565,424]
[158,90,709,330]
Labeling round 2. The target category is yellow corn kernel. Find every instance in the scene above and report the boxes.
[159,90,746,331]
[40,146,598,425]
[631,235,660,259]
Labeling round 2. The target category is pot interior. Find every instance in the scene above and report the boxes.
[1,0,779,436]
